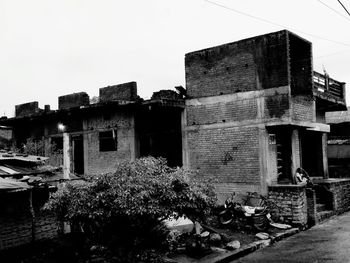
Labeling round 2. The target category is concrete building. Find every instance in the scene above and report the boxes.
[326,107,350,178]
[183,30,346,200]
[0,82,184,177]
[1,30,350,226]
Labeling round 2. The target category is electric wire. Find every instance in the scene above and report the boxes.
[337,0,350,16]
[203,0,350,48]
[316,0,350,22]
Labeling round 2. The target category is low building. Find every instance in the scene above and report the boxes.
[1,30,349,227]
[0,83,184,177]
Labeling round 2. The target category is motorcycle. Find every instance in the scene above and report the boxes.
[218,192,271,231]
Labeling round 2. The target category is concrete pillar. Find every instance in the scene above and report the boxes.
[181,108,189,168]
[63,132,70,179]
[322,133,329,179]
[291,129,301,182]
[82,119,89,175]
[130,115,137,161]
[259,128,268,195]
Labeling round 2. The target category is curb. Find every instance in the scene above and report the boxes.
[213,228,300,263]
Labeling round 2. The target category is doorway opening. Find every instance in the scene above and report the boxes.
[72,135,84,175]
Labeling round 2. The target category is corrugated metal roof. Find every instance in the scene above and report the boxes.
[0,152,48,163]
[0,177,31,191]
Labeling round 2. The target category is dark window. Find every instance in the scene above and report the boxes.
[99,130,117,151]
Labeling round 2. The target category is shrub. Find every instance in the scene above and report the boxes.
[44,157,217,253]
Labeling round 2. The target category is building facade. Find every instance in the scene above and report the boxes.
[183,30,346,200]
[0,82,184,176]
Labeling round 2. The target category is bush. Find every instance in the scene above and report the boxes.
[44,157,217,254]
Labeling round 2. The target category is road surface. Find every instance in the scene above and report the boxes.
[235,211,350,262]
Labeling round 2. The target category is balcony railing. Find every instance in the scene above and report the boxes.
[313,71,345,99]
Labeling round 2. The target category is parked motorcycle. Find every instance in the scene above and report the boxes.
[218,192,271,231]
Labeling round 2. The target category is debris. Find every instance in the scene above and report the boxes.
[255,232,270,240]
[200,231,210,238]
[270,222,292,230]
[226,240,241,250]
[164,216,194,233]
[195,221,203,235]
[209,233,221,244]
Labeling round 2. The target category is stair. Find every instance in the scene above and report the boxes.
[316,210,334,223]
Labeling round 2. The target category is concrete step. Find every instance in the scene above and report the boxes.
[316,203,327,212]
[316,210,334,223]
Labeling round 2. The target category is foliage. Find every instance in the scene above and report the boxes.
[44,157,217,252]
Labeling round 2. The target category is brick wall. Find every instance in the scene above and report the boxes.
[15,101,41,117]
[291,95,315,122]
[268,185,308,226]
[186,98,258,126]
[185,30,289,98]
[187,126,261,200]
[84,110,135,175]
[58,92,90,110]
[99,82,138,102]
[0,191,59,251]
[34,212,58,241]
[264,93,290,119]
[316,179,350,214]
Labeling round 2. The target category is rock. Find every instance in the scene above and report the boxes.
[200,231,210,238]
[226,240,241,250]
[90,245,98,252]
[270,222,292,229]
[220,232,235,243]
[209,233,221,244]
[195,221,203,235]
[255,232,270,240]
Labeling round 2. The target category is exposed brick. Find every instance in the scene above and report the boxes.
[187,98,258,126]
[58,92,90,110]
[187,126,260,186]
[99,82,138,102]
[185,30,289,99]
[15,101,41,117]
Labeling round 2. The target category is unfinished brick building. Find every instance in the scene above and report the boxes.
[1,30,350,226]
[183,30,347,204]
[0,83,184,176]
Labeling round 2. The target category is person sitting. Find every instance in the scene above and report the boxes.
[295,168,313,187]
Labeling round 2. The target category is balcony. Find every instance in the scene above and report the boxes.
[313,71,346,111]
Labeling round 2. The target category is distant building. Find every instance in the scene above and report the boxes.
[0,125,12,149]
[326,108,350,178]
[0,82,184,176]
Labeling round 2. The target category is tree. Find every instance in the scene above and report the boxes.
[44,157,217,253]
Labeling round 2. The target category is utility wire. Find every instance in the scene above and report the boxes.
[317,0,350,22]
[203,0,350,48]
[315,49,350,59]
[337,0,350,16]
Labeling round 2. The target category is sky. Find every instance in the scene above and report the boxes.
[1,0,350,117]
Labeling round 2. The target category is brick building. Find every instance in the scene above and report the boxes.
[183,30,347,202]
[1,30,350,226]
[0,82,184,177]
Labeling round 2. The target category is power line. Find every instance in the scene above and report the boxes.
[317,0,350,22]
[315,49,350,59]
[337,0,350,16]
[203,0,350,48]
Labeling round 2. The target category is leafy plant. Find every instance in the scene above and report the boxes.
[44,157,217,253]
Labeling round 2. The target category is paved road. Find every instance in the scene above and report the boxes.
[235,211,350,263]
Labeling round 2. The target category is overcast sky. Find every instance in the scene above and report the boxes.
[1,0,350,117]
